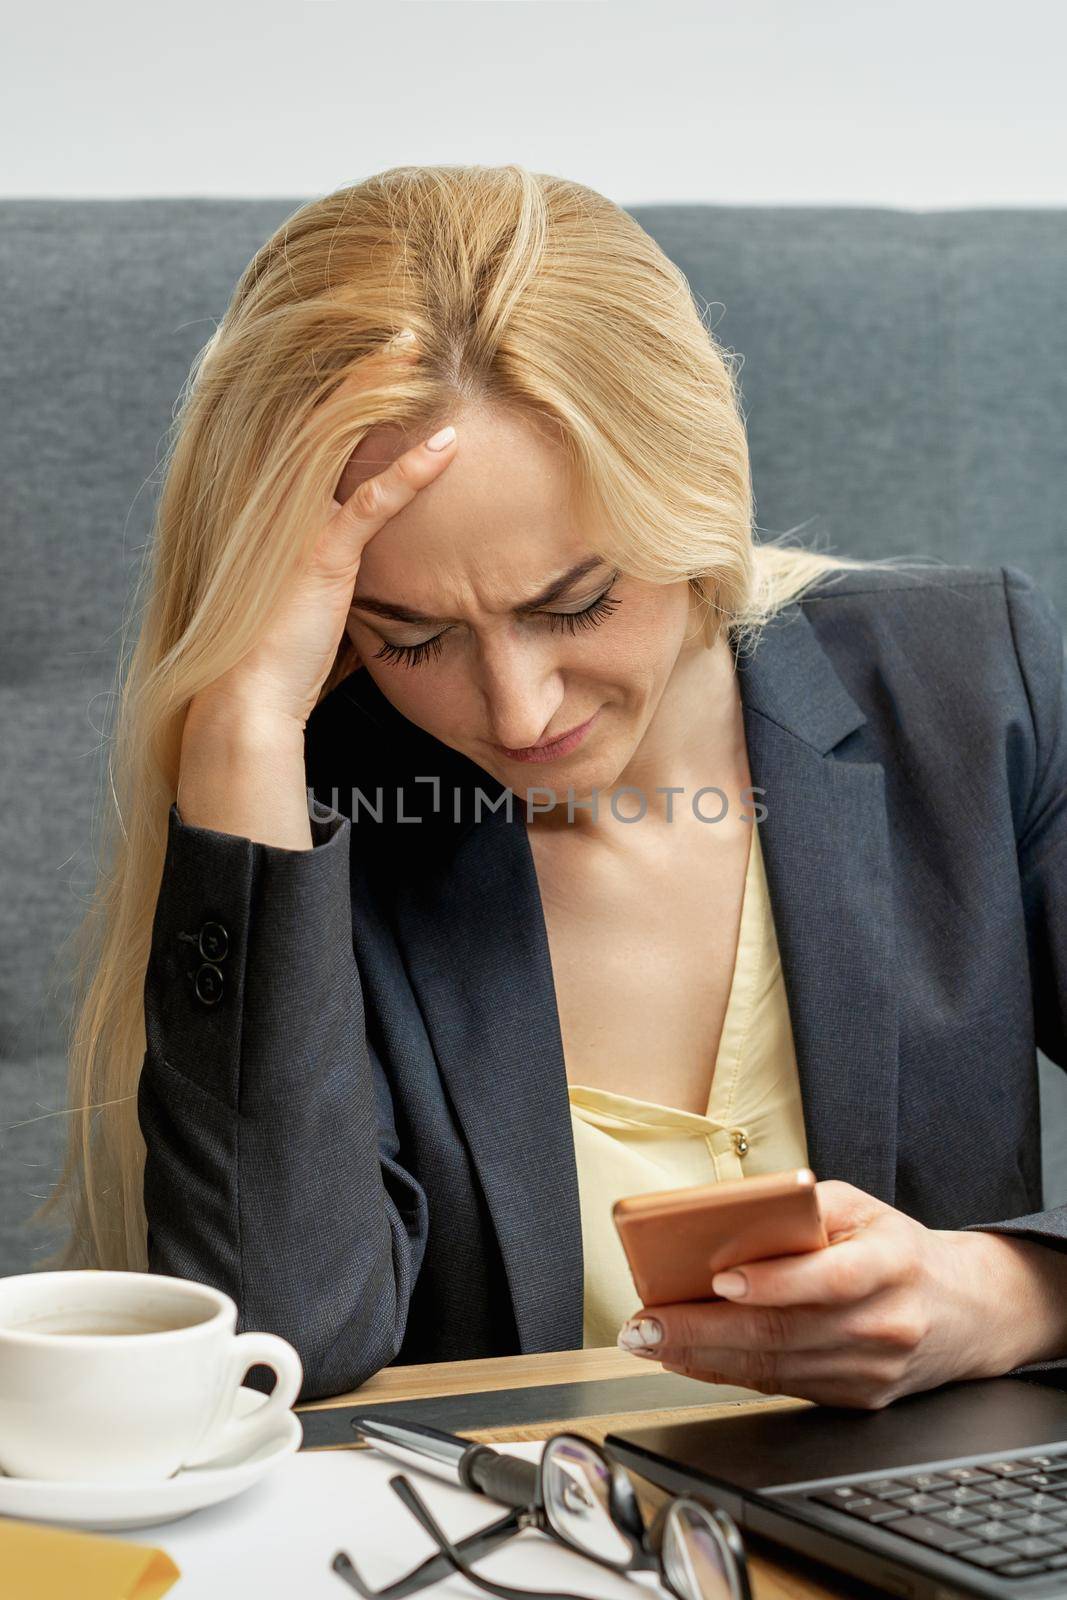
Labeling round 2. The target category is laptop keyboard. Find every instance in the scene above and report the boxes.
[792,1450,1067,1581]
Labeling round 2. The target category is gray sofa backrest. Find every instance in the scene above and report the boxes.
[2,200,1064,1278]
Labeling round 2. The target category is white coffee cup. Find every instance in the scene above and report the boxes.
[0,1269,304,1483]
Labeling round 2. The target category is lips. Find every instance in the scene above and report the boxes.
[496,709,600,762]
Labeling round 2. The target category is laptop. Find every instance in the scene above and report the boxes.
[606,1375,1067,1599]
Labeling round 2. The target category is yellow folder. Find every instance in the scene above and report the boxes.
[0,1516,179,1600]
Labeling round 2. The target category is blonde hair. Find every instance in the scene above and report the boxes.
[38,163,914,1272]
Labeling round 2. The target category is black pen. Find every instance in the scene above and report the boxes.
[349,1414,540,1508]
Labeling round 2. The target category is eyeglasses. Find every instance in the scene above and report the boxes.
[331,1421,752,1600]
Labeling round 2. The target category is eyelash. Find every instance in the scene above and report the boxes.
[371,582,623,669]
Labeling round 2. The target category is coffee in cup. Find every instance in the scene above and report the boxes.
[0,1270,303,1483]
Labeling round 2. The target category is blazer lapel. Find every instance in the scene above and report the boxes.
[388,788,584,1355]
[736,605,900,1204]
[320,669,582,1354]
[355,593,900,1357]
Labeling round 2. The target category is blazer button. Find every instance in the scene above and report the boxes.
[194,963,225,1006]
[198,921,229,963]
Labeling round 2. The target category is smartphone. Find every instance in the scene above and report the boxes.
[612,1166,828,1308]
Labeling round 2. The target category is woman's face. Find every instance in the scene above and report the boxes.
[338,403,703,798]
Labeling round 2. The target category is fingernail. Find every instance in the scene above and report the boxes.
[712,1270,748,1298]
[617,1317,663,1351]
[425,424,456,451]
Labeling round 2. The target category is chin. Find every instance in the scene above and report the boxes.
[511,751,626,803]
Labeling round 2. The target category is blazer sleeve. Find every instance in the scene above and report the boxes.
[959,564,1067,1375]
[136,800,428,1401]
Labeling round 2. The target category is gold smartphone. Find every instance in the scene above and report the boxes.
[612,1167,828,1308]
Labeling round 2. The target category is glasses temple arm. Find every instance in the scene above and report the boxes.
[332,1504,522,1599]
[390,1475,598,1600]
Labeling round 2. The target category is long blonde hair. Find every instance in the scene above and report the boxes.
[39,163,913,1272]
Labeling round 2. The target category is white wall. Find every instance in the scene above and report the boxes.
[6,0,1066,205]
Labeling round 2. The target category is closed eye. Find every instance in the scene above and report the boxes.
[369,578,623,669]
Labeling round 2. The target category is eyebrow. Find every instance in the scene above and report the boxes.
[349,555,611,626]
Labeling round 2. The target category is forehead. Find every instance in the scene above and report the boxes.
[343,406,595,607]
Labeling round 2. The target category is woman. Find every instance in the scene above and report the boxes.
[44,165,1067,1407]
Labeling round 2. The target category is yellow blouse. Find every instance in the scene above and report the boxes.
[568,820,810,1348]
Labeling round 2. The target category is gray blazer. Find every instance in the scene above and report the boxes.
[138,562,1067,1401]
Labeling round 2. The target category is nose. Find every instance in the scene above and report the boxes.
[477,631,567,752]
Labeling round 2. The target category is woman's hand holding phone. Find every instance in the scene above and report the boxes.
[617,1177,1067,1411]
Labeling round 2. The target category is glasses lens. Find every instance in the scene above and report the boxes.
[542,1437,633,1566]
[662,1501,737,1600]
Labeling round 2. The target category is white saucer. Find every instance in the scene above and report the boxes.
[0,1386,302,1531]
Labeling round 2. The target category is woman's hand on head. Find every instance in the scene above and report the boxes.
[616,1179,1067,1410]
[190,335,458,732]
